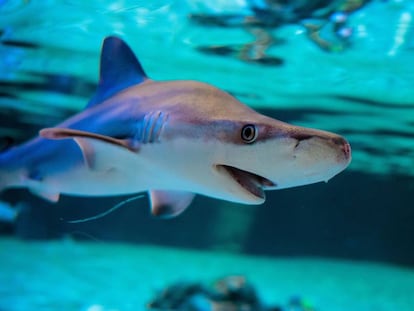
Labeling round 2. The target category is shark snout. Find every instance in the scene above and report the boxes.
[291,129,351,164]
[290,131,351,184]
[328,135,352,164]
[333,136,352,162]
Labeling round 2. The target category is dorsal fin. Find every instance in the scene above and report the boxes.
[87,36,148,108]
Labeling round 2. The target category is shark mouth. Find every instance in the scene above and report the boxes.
[216,165,276,199]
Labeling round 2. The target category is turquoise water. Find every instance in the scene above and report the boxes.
[1,0,413,175]
[1,238,414,311]
[1,1,414,310]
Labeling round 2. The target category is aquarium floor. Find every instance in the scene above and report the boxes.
[0,237,413,311]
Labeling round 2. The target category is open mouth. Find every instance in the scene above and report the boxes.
[215,165,276,199]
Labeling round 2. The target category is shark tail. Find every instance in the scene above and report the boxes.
[0,153,6,192]
[0,171,9,193]
[0,172,11,193]
[0,148,59,202]
[0,170,20,194]
[0,140,11,192]
[0,168,10,193]
[0,150,18,193]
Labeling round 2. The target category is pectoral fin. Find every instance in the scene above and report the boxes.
[150,190,195,218]
[40,128,140,152]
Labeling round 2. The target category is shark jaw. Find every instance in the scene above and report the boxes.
[215,164,276,201]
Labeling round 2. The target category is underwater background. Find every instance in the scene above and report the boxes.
[0,0,414,310]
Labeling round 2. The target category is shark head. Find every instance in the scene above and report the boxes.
[149,82,351,205]
[212,120,351,204]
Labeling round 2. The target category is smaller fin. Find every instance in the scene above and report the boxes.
[150,190,195,218]
[29,189,60,203]
[40,128,140,152]
[87,36,149,108]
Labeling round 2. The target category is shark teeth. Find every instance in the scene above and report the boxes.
[216,165,276,200]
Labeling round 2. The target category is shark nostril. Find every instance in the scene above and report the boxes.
[331,136,351,160]
[342,142,351,159]
[332,136,347,146]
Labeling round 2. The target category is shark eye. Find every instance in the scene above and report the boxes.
[241,124,258,143]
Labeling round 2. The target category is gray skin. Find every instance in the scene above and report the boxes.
[0,37,351,217]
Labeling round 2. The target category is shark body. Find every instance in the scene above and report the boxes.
[0,36,351,217]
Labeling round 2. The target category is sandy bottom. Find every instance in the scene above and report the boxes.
[0,237,413,311]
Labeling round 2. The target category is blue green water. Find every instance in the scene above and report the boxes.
[0,1,414,310]
[1,238,414,311]
[1,0,413,175]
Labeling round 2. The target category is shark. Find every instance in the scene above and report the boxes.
[0,36,351,218]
